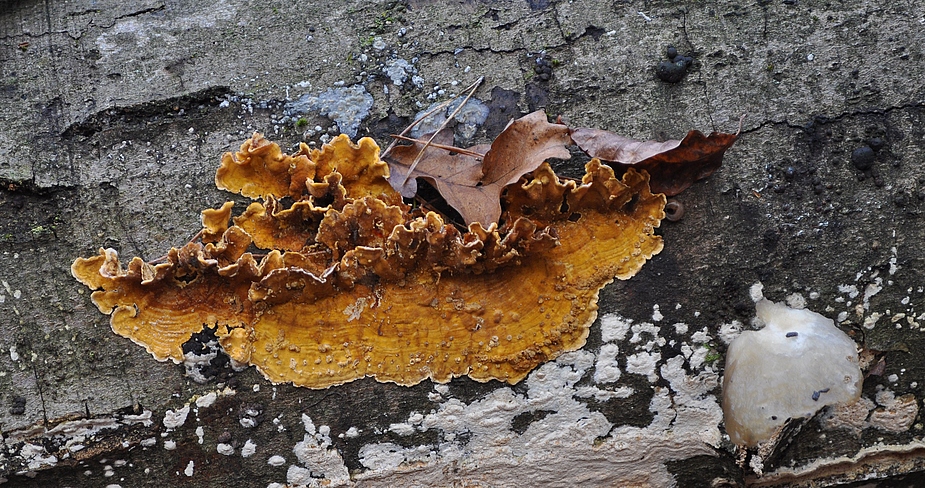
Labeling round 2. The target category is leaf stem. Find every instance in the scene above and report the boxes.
[381,76,484,159]
[398,76,484,187]
[389,135,485,158]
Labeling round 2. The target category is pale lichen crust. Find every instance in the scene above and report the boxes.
[72,133,665,388]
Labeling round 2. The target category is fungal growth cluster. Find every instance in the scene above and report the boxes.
[722,299,863,447]
[73,110,737,388]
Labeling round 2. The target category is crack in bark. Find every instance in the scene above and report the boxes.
[675,9,721,133]
[30,363,49,426]
[61,86,232,138]
[92,4,167,30]
[741,102,925,135]
[113,4,166,21]
[0,4,168,41]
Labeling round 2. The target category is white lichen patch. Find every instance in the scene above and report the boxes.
[749,282,765,302]
[574,385,634,401]
[786,292,806,309]
[183,339,222,384]
[593,343,621,383]
[286,465,314,487]
[348,349,722,486]
[652,304,664,322]
[6,413,163,475]
[691,327,711,344]
[241,439,257,458]
[286,85,374,139]
[863,312,882,329]
[359,443,435,471]
[683,344,711,371]
[718,321,743,345]
[195,392,217,408]
[163,405,190,429]
[411,98,489,141]
[122,409,154,427]
[862,280,882,309]
[839,284,860,299]
[625,351,660,382]
[290,415,349,484]
[388,423,415,436]
[19,443,58,471]
[889,247,900,275]
[599,313,632,342]
[629,322,661,346]
[383,58,416,86]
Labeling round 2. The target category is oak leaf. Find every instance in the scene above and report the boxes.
[385,110,570,225]
[569,128,738,196]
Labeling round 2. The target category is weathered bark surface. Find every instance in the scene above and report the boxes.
[1,0,923,486]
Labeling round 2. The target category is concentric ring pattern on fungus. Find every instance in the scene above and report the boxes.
[72,133,665,388]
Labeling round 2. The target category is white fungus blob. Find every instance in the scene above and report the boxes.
[162,405,190,429]
[241,439,257,458]
[722,299,862,446]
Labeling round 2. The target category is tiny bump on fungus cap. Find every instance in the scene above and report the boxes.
[722,299,863,447]
[73,134,666,388]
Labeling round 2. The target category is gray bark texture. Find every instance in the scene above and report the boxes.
[1,0,924,486]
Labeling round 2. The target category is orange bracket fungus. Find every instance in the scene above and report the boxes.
[73,110,737,389]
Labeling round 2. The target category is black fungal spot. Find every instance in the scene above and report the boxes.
[533,53,554,82]
[851,146,875,170]
[666,45,678,60]
[655,46,694,83]
[10,395,26,415]
[181,327,232,383]
[811,388,829,402]
[217,430,233,444]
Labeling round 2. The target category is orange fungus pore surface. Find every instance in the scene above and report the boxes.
[72,133,665,388]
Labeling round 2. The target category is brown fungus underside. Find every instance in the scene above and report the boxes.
[73,133,666,388]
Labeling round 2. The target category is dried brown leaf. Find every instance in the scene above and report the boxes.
[570,128,737,196]
[385,110,570,225]
[480,110,571,187]
[385,128,483,197]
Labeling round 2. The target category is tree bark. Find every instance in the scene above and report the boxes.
[1,0,923,486]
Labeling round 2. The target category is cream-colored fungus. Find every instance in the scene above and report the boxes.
[723,299,862,446]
